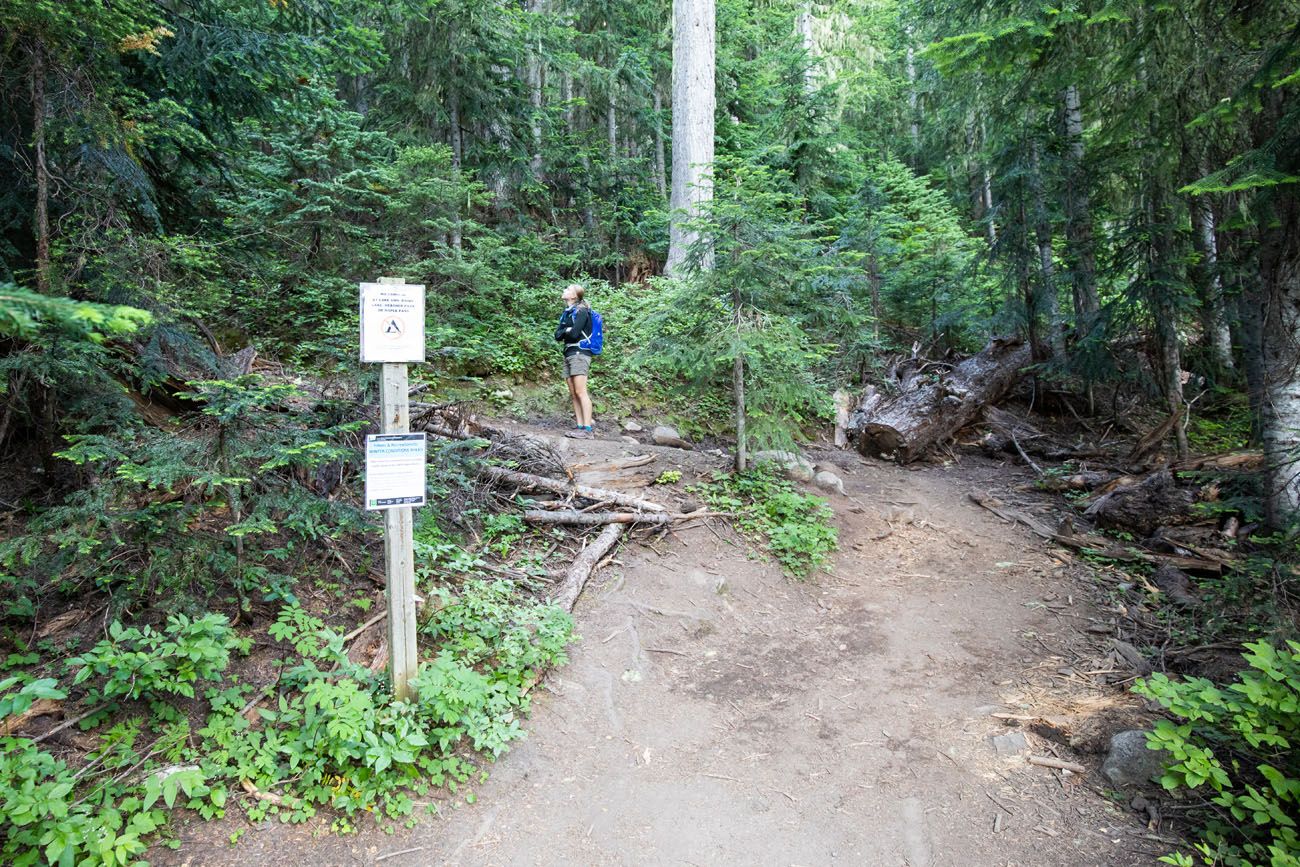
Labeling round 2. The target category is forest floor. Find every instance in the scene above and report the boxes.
[162,421,1170,866]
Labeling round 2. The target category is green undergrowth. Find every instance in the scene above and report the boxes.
[1136,641,1300,867]
[0,580,573,865]
[691,463,838,579]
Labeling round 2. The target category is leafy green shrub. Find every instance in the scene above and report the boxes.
[0,676,66,718]
[693,464,838,578]
[192,585,573,824]
[68,613,247,703]
[2,720,209,867]
[1135,641,1300,866]
[2,736,157,867]
[424,578,575,711]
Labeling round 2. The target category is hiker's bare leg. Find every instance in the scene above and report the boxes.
[572,375,593,427]
[567,377,582,426]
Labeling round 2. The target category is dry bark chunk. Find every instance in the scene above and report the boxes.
[1084,470,1195,536]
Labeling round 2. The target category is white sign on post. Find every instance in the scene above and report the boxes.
[360,282,426,363]
[364,433,427,510]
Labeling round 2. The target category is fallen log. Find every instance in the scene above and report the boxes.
[551,523,625,612]
[524,510,675,526]
[848,338,1031,462]
[968,493,1225,574]
[1171,451,1264,473]
[480,465,668,513]
[1034,471,1118,493]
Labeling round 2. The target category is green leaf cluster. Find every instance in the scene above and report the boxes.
[692,463,838,578]
[1136,641,1300,866]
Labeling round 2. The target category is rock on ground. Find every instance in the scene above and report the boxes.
[1101,730,1168,788]
[652,425,693,449]
[751,450,815,482]
[813,470,845,495]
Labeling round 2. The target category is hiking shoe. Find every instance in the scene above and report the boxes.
[564,428,590,439]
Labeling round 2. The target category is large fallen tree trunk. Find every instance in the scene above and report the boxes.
[848,338,1031,462]
[551,523,625,611]
[479,465,668,513]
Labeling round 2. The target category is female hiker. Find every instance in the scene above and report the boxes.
[555,283,595,438]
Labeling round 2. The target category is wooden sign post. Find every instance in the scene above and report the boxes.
[361,276,426,701]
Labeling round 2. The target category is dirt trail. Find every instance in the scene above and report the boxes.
[179,426,1163,866]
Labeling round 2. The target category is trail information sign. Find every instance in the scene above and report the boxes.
[364,433,427,509]
[360,282,426,363]
[361,276,422,702]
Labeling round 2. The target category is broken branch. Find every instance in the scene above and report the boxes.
[1027,755,1086,774]
[550,523,625,612]
[480,464,668,513]
[523,509,675,527]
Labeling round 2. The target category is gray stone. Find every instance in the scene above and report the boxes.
[813,470,845,495]
[991,731,1029,757]
[652,425,693,449]
[1111,639,1153,675]
[885,505,915,525]
[1153,564,1201,608]
[620,435,639,444]
[1101,730,1168,788]
[751,449,815,482]
[623,419,644,432]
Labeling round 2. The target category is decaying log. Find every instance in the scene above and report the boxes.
[969,493,1226,574]
[848,338,1031,462]
[1084,470,1195,536]
[480,465,668,513]
[1171,451,1264,473]
[551,523,625,612]
[1127,409,1185,463]
[0,699,62,736]
[524,510,674,527]
[1034,471,1117,493]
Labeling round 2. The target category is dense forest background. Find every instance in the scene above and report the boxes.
[3,0,1298,518]
[1,0,1299,864]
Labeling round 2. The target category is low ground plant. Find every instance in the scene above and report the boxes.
[692,463,838,578]
[0,577,574,862]
[1135,641,1300,866]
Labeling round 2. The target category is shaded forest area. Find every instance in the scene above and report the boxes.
[1,0,1299,865]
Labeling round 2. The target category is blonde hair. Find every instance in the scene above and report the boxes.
[566,283,589,308]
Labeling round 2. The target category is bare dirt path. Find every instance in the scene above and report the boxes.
[175,427,1163,866]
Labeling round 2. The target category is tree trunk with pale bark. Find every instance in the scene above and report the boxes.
[665,0,715,276]
[1062,84,1099,331]
[1251,88,1300,528]
[1189,195,1233,371]
[30,41,50,292]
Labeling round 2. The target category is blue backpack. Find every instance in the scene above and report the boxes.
[579,309,604,355]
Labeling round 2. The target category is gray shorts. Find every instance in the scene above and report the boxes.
[563,352,592,378]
